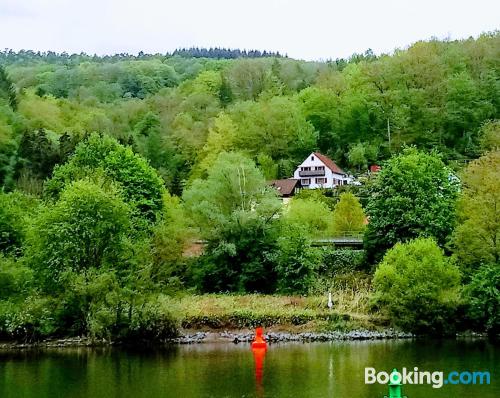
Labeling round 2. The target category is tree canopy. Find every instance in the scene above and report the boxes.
[365,147,459,262]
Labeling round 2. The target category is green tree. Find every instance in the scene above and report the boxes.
[26,180,131,291]
[257,153,278,180]
[373,238,461,335]
[227,96,318,174]
[275,224,321,294]
[0,65,17,110]
[479,120,500,152]
[0,191,38,255]
[183,152,281,292]
[284,197,332,238]
[150,193,192,285]
[365,148,459,263]
[452,151,500,273]
[331,192,366,235]
[463,264,500,336]
[45,133,166,222]
[348,143,368,171]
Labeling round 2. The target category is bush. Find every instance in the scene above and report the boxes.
[125,295,178,341]
[320,249,365,276]
[193,218,279,293]
[0,255,33,300]
[275,224,322,294]
[372,238,461,335]
[463,264,499,336]
[0,296,58,341]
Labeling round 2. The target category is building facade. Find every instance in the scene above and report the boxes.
[293,152,350,189]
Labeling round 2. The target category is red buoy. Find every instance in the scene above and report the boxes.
[251,327,267,348]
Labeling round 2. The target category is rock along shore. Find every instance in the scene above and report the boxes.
[173,329,414,344]
[0,329,416,349]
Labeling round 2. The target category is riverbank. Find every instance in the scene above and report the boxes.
[0,329,415,349]
[169,292,379,332]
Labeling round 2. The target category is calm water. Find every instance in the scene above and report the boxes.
[0,339,498,398]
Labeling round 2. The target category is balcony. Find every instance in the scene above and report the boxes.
[299,169,325,177]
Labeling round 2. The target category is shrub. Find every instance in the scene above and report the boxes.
[275,224,322,294]
[125,296,178,341]
[463,264,499,336]
[320,249,365,276]
[372,238,461,335]
[0,296,58,341]
[0,255,33,299]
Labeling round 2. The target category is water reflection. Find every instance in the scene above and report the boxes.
[0,339,498,398]
[252,347,266,398]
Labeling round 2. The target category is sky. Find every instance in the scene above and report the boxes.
[0,0,498,60]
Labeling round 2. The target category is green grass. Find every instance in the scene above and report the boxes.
[165,281,385,332]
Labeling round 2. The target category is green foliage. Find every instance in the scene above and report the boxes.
[0,296,58,341]
[184,152,280,235]
[463,264,500,335]
[365,147,459,263]
[293,187,336,210]
[228,96,318,171]
[0,36,498,339]
[373,238,461,335]
[331,192,366,235]
[46,133,166,222]
[275,224,322,294]
[193,218,279,293]
[0,65,17,110]
[479,120,500,152]
[284,197,332,237]
[26,180,131,291]
[150,194,192,286]
[452,151,500,274]
[320,249,365,276]
[348,143,368,170]
[184,152,281,292]
[0,191,38,255]
[0,255,33,300]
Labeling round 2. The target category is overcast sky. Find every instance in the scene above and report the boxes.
[0,0,498,60]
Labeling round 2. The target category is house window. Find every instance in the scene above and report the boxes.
[315,166,324,171]
[315,178,327,184]
[301,166,311,171]
[301,178,311,185]
[311,156,315,161]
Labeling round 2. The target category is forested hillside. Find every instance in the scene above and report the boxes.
[1,32,498,194]
[0,34,499,341]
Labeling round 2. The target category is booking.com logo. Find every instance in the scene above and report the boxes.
[365,367,491,389]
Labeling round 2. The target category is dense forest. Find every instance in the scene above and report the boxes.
[0,34,499,341]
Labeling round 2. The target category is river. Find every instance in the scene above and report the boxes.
[0,338,498,397]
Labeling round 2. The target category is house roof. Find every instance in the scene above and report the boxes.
[313,152,345,174]
[269,179,300,196]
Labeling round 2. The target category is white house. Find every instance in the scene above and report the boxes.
[293,152,351,189]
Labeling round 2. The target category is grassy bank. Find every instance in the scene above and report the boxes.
[168,283,383,333]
